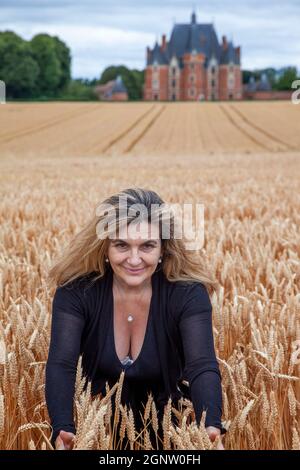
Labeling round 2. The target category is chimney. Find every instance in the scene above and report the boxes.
[161,34,167,52]
[235,46,240,59]
[222,35,228,50]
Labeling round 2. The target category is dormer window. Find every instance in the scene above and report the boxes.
[200,35,206,46]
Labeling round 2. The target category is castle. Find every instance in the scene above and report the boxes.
[143,12,242,101]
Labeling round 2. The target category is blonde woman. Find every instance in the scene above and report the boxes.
[45,187,226,450]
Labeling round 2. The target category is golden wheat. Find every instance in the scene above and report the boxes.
[0,102,299,449]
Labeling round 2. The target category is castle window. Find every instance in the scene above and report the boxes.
[211,66,215,74]
[153,79,159,90]
[190,75,194,83]
[190,88,195,97]
[172,93,176,101]
[172,67,176,76]
[228,75,234,89]
[211,79,215,87]
[172,79,176,87]
[190,64,195,71]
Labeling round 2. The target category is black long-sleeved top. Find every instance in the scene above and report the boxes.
[45,265,226,447]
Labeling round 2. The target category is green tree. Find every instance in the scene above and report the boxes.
[98,65,144,100]
[0,31,39,98]
[131,68,145,98]
[30,34,62,96]
[242,67,297,90]
[242,70,252,85]
[59,79,97,100]
[274,67,299,91]
[52,36,71,91]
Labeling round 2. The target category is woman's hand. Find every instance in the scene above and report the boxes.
[55,430,76,450]
[205,426,225,450]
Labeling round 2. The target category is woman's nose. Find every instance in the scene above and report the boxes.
[127,251,142,265]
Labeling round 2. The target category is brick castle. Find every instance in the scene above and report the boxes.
[143,12,242,101]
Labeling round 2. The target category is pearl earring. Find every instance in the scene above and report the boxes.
[158,257,162,263]
[105,258,109,263]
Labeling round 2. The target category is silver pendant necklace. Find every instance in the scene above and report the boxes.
[113,281,151,323]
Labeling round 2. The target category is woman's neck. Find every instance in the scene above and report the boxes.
[112,273,152,297]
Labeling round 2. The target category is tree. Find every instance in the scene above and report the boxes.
[242,70,252,85]
[59,79,97,100]
[274,67,299,91]
[131,68,145,98]
[0,31,39,98]
[52,36,71,91]
[242,67,298,90]
[98,65,144,100]
[30,33,71,96]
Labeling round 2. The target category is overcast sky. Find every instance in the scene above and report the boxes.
[1,0,299,79]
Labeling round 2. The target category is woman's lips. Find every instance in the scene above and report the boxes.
[124,267,145,274]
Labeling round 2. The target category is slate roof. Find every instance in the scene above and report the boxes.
[245,74,272,92]
[220,41,239,65]
[256,73,271,91]
[111,75,128,94]
[247,76,257,92]
[151,41,169,65]
[147,12,240,68]
[169,23,221,62]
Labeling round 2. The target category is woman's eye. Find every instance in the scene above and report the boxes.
[143,245,154,251]
[115,243,154,249]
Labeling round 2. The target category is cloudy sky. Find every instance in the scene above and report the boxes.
[1,0,299,79]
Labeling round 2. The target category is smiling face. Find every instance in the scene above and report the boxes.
[106,220,162,288]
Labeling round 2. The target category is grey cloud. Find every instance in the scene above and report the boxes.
[0,0,299,78]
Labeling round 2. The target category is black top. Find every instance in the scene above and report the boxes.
[45,265,226,447]
[97,287,163,400]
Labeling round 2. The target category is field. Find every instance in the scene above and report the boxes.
[0,101,299,450]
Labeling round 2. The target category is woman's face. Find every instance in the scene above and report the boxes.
[107,221,162,288]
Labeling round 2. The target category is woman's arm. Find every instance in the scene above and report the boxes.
[45,283,86,448]
[177,283,226,437]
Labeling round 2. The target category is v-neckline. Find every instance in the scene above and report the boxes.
[109,268,156,368]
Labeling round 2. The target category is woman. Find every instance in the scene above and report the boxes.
[45,187,226,450]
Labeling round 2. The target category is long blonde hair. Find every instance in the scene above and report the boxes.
[48,187,219,296]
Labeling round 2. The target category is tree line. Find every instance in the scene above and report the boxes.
[0,31,144,100]
[0,31,72,99]
[242,67,299,91]
[0,30,297,100]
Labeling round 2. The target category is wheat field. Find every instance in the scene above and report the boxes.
[0,101,299,450]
